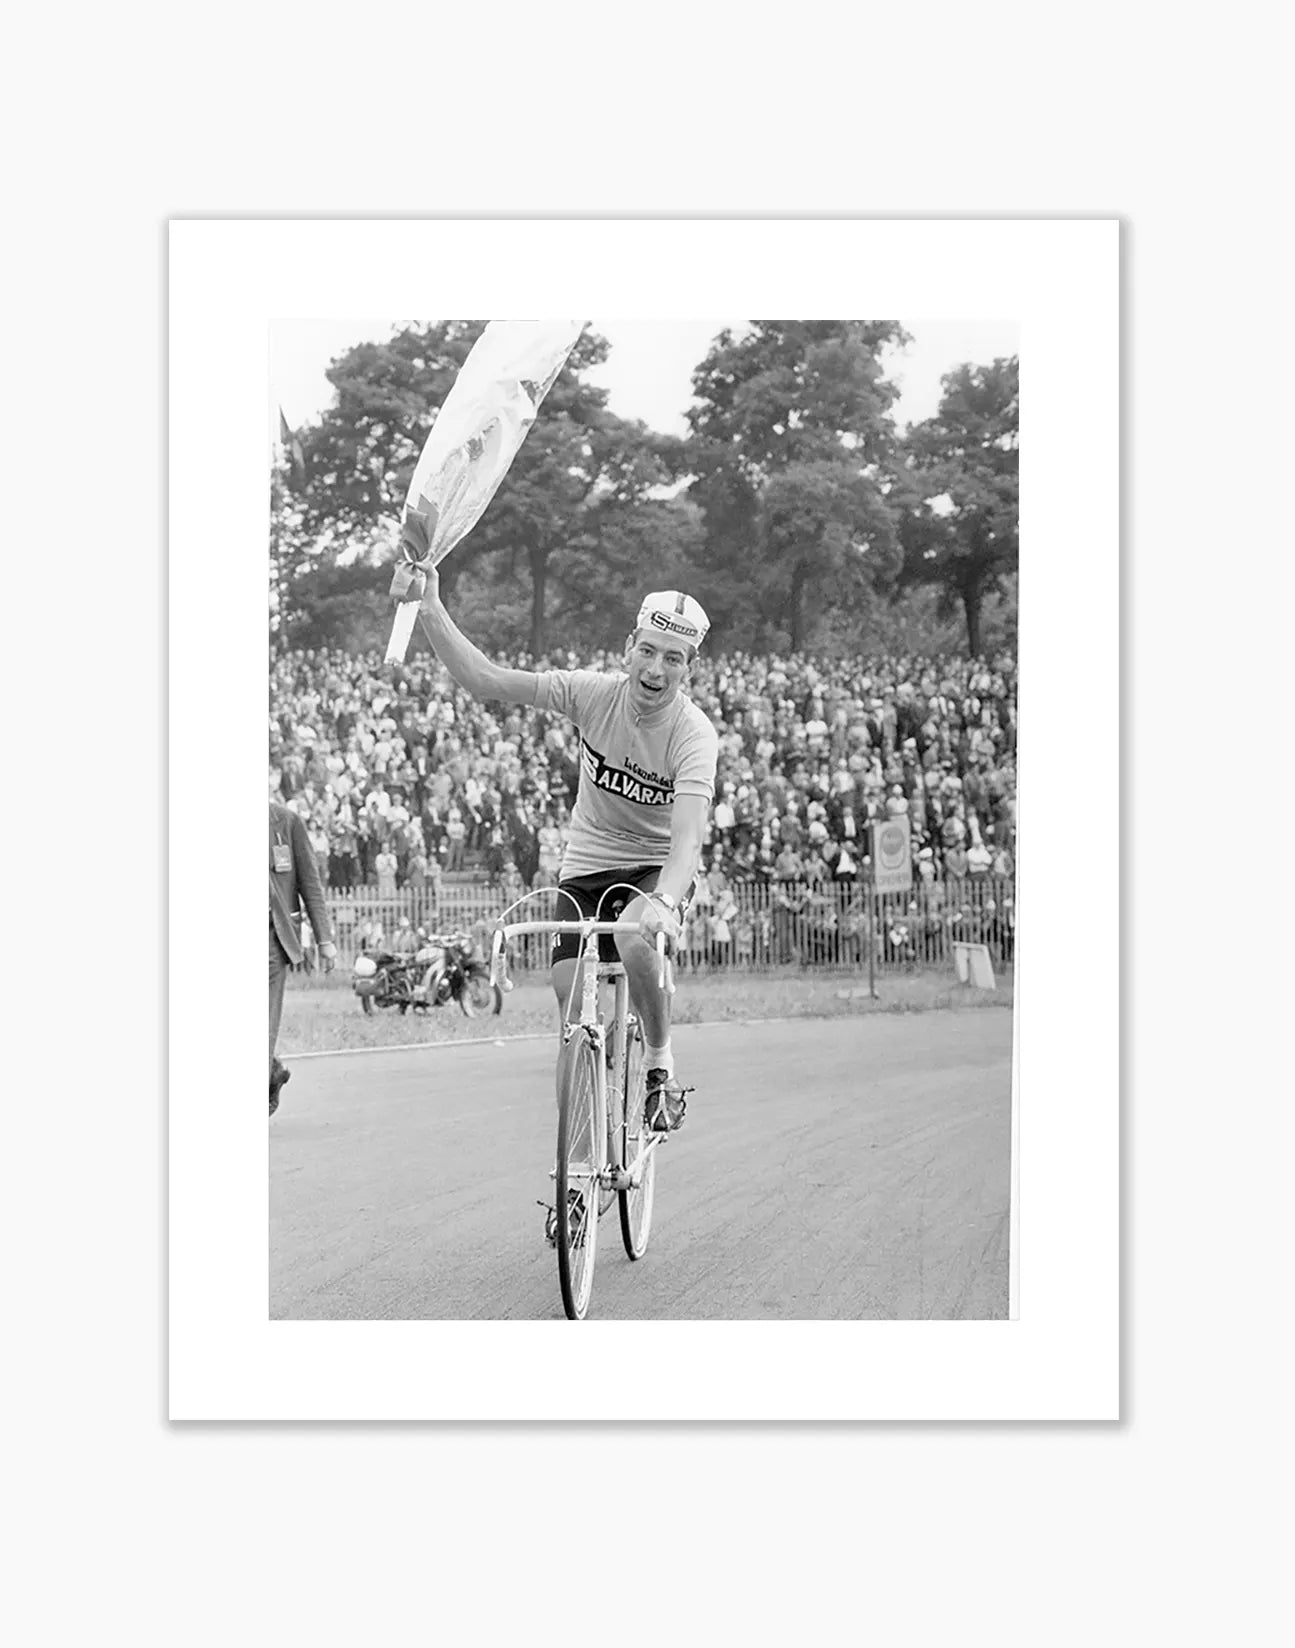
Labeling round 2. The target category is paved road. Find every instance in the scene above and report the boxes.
[270,1014,1012,1320]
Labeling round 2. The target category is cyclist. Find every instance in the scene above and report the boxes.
[415,570,718,1133]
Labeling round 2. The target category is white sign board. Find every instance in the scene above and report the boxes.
[953,941,997,990]
[872,817,912,894]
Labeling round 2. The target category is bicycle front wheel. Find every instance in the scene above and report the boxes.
[555,1034,602,1320]
[618,1015,656,1260]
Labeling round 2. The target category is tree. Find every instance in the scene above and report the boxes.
[688,320,907,477]
[760,459,902,651]
[269,462,316,652]
[551,492,706,652]
[286,323,676,655]
[282,562,394,653]
[433,481,705,659]
[296,323,482,543]
[682,321,910,650]
[897,357,1019,657]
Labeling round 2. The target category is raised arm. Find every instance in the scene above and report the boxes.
[415,565,541,706]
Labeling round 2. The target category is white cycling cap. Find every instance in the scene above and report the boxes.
[635,590,710,648]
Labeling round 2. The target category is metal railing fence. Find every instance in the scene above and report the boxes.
[312,875,1016,975]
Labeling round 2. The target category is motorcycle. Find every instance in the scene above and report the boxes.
[350,949,423,1016]
[418,930,504,1018]
[352,932,503,1018]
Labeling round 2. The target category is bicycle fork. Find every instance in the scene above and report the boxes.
[548,1018,664,1196]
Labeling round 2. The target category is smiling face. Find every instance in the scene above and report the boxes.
[624,628,693,712]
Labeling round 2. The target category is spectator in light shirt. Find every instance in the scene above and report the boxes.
[966,838,992,876]
[712,784,736,841]
[375,846,398,898]
[444,807,467,871]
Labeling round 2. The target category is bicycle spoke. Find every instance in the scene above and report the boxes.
[618,1015,656,1259]
[556,1034,601,1318]
[495,909,671,1309]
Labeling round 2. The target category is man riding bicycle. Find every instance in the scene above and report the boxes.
[416,572,718,1133]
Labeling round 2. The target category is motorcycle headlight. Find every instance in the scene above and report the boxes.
[353,955,377,978]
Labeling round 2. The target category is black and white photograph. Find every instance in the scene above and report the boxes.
[19,9,1290,1635]
[266,315,1020,1324]
[168,218,1118,1420]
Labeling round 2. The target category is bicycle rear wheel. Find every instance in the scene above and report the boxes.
[618,1015,656,1260]
[555,1033,602,1320]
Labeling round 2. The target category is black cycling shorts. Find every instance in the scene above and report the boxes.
[550,865,691,963]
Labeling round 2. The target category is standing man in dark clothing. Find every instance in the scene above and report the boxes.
[508,799,540,888]
[269,801,336,1115]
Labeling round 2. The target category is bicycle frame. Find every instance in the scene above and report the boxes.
[489,891,675,1196]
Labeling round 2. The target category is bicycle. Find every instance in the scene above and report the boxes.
[490,886,676,1321]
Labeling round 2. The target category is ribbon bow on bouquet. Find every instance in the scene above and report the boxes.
[384,319,587,663]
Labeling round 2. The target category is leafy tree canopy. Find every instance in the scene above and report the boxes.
[680,321,911,651]
[271,322,1017,663]
[897,357,1019,656]
[282,323,680,653]
[687,320,910,478]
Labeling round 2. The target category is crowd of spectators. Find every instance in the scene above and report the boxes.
[269,643,1017,899]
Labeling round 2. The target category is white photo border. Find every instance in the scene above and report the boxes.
[169,218,1118,1420]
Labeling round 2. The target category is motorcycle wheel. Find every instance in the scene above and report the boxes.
[460,971,503,1017]
[360,994,374,1016]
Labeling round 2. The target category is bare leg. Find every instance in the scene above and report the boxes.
[550,957,579,1026]
[614,895,670,1049]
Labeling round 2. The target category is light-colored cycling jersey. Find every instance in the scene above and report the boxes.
[532,669,719,877]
